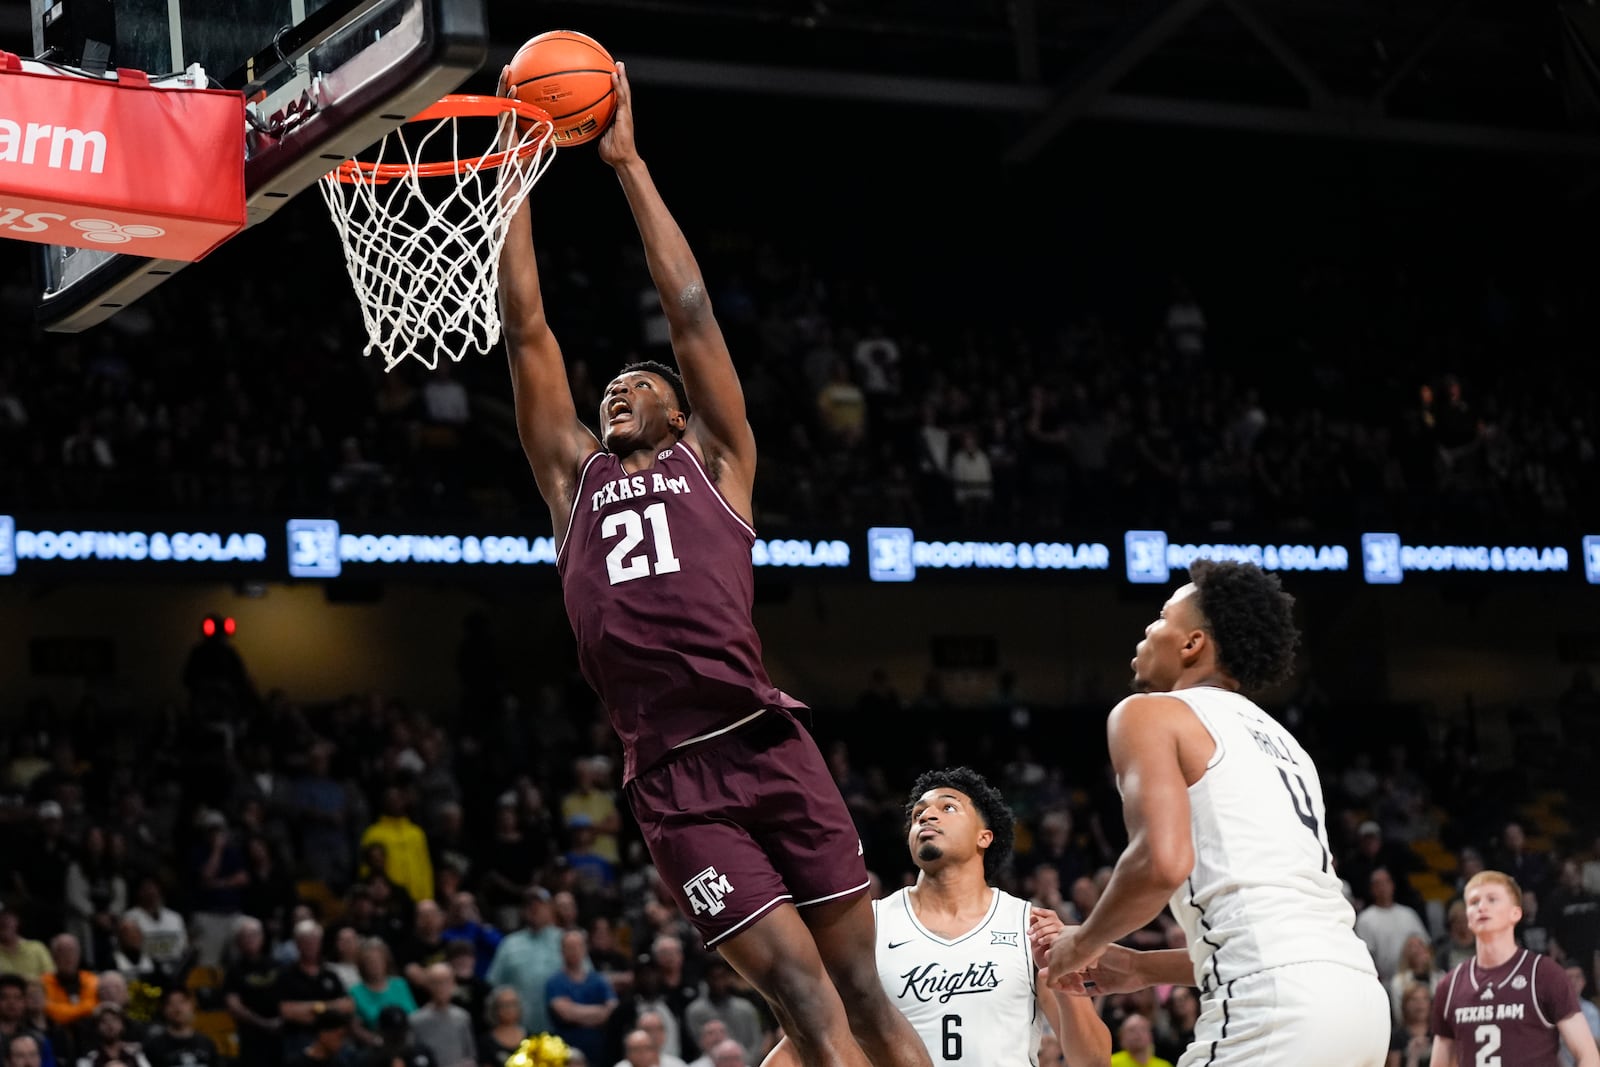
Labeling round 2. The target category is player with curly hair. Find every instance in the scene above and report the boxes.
[1032,560,1388,1066]
[769,767,1110,1066]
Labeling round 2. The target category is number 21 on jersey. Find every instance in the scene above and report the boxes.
[603,502,681,585]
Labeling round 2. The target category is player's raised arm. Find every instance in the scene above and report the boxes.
[1048,696,1197,985]
[598,63,757,502]
[496,76,600,534]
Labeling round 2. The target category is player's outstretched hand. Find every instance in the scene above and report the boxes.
[1062,943,1146,996]
[1027,908,1064,969]
[1045,927,1106,991]
[598,61,638,169]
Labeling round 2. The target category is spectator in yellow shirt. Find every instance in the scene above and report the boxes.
[1110,1014,1172,1067]
[40,935,97,1027]
[0,907,53,983]
[360,788,434,905]
[559,758,621,865]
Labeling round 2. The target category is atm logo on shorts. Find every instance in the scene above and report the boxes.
[684,866,734,917]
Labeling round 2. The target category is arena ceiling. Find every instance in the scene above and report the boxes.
[510,0,1600,159]
[0,1,1595,159]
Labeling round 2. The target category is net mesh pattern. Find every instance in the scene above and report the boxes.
[319,112,556,371]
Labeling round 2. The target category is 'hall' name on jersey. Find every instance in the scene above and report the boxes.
[1453,1004,1525,1023]
[897,961,1002,1004]
[1246,726,1299,765]
[591,472,691,512]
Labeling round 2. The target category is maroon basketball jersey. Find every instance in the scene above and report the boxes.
[557,443,803,783]
[1431,949,1580,1067]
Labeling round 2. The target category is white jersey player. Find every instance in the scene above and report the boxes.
[770,768,1110,1067]
[1035,560,1389,1067]
[874,882,1042,1064]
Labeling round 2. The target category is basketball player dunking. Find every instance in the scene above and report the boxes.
[768,768,1112,1067]
[495,64,931,1067]
[1430,871,1598,1067]
[1031,560,1388,1066]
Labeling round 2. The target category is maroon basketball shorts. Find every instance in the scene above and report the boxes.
[625,709,870,948]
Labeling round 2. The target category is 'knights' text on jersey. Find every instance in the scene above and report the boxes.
[874,887,1042,1066]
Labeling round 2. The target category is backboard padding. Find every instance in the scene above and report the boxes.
[31,0,485,333]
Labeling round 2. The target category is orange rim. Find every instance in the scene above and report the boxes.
[332,95,555,184]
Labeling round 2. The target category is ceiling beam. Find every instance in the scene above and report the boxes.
[1218,0,1331,105]
[1002,0,1215,164]
[1096,93,1600,157]
[1375,0,1470,104]
[483,48,1600,158]
[484,45,1057,110]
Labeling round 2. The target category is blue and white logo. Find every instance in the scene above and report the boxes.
[1124,530,1169,584]
[0,515,14,577]
[1584,536,1600,585]
[867,527,915,583]
[1361,533,1404,585]
[287,519,342,579]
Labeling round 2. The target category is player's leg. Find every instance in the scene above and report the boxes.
[625,725,875,1067]
[742,902,934,1067]
[759,1036,799,1067]
[747,715,931,1067]
[799,894,932,1067]
[715,906,874,1067]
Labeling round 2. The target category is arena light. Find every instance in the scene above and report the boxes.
[201,614,236,637]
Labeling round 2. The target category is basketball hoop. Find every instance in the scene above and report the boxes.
[319,94,557,371]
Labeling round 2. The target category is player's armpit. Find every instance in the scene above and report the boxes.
[1107,696,1197,890]
[1066,698,1198,956]
[497,196,599,517]
[607,145,756,487]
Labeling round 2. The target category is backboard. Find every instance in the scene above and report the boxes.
[29,0,486,332]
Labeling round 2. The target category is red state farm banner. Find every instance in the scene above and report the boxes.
[0,53,245,262]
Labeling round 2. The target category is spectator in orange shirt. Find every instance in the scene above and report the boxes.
[40,935,98,1027]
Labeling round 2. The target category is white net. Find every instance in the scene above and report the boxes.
[319,105,557,371]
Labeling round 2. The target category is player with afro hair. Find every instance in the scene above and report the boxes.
[1184,558,1299,692]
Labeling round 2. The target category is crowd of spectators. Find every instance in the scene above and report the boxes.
[2,200,1598,538]
[3,128,1600,1067]
[0,641,1596,1067]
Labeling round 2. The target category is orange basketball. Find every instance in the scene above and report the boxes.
[508,30,617,147]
